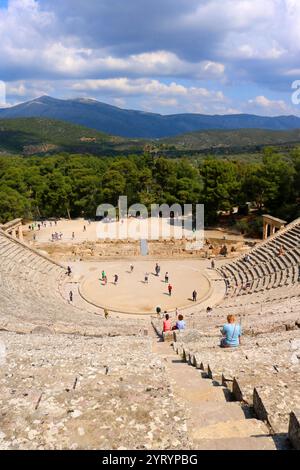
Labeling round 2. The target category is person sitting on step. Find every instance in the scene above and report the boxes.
[173,314,186,331]
[220,315,242,348]
[162,314,172,334]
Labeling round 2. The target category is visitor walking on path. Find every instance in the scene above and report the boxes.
[165,272,169,283]
[144,273,149,284]
[69,291,73,303]
[168,284,173,296]
[130,264,134,273]
[104,308,109,320]
[155,263,161,277]
[192,290,197,302]
[211,260,215,269]
[114,274,119,285]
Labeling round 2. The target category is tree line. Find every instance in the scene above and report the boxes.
[0,148,299,226]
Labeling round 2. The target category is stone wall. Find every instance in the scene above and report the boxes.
[34,238,246,262]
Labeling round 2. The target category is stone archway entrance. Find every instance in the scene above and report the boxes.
[262,215,286,240]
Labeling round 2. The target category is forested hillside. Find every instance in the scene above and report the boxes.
[0,118,144,156]
[0,148,299,226]
[1,118,300,158]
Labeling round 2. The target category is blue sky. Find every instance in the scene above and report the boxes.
[1,0,300,115]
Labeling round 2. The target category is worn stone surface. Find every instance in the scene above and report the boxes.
[1,218,300,449]
[0,332,188,450]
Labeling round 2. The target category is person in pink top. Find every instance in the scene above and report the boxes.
[163,314,172,333]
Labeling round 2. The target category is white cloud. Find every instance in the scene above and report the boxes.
[0,0,300,115]
[71,77,225,100]
[71,77,228,114]
[182,0,274,30]
[248,95,291,114]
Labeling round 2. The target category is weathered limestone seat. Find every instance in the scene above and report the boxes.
[173,323,300,444]
[163,331,174,342]
[0,331,187,450]
[219,218,300,298]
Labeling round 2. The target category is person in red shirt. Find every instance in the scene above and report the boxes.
[163,314,172,333]
[168,284,173,296]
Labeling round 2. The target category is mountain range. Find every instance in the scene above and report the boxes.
[1,117,300,158]
[1,96,300,139]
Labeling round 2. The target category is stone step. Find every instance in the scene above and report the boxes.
[176,384,231,404]
[191,418,270,440]
[194,436,280,450]
[164,359,232,403]
[188,401,252,428]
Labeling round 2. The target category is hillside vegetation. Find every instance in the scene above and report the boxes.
[1,117,300,158]
[0,118,144,156]
[0,148,299,226]
[163,128,300,151]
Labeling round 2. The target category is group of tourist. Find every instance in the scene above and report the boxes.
[161,312,242,348]
[51,232,63,242]
[97,262,201,302]
[65,261,242,349]
[29,219,93,243]
[163,313,186,332]
[29,220,58,231]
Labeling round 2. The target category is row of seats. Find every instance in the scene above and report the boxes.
[173,328,300,438]
[0,331,184,450]
[219,219,300,298]
[0,230,147,336]
[169,219,300,447]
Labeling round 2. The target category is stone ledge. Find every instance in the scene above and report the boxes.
[288,410,300,450]
[163,331,174,342]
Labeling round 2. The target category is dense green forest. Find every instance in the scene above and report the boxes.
[0,148,299,227]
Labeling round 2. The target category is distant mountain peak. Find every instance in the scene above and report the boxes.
[34,95,58,102]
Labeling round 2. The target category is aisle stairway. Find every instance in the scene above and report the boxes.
[152,330,288,450]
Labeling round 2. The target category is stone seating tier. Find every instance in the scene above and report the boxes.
[219,219,300,297]
[0,331,187,450]
[0,230,148,336]
[173,330,300,441]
